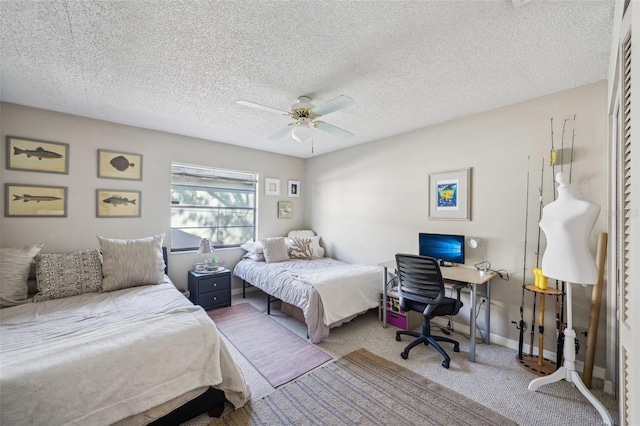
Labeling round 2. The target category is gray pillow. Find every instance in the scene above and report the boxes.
[98,234,166,292]
[261,237,289,263]
[33,249,103,302]
[0,244,44,308]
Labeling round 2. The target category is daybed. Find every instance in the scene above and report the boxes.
[234,231,382,343]
[0,234,250,426]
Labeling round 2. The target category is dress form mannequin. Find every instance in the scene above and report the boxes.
[529,172,612,425]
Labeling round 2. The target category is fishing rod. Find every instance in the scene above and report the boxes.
[529,157,544,357]
[514,156,530,360]
[569,114,577,183]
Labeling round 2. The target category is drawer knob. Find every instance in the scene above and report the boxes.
[213,296,217,301]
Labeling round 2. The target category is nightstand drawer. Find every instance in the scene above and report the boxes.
[197,275,230,295]
[200,289,231,310]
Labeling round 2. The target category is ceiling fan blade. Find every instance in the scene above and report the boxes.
[237,100,289,115]
[269,124,293,140]
[315,121,354,138]
[310,95,355,116]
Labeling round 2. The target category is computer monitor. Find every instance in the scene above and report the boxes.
[418,233,465,266]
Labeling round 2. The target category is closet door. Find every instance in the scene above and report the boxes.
[613,3,636,425]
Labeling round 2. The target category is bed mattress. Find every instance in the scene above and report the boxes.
[0,281,250,426]
[234,258,382,343]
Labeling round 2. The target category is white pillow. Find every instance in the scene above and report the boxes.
[260,237,289,263]
[287,230,315,238]
[285,236,324,258]
[0,244,44,308]
[240,241,263,254]
[98,234,166,292]
[242,252,265,262]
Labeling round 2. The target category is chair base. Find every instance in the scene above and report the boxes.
[396,329,460,369]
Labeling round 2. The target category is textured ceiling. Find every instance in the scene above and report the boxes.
[0,1,615,158]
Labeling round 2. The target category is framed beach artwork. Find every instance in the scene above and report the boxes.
[288,180,300,197]
[428,168,471,221]
[5,183,68,217]
[98,149,142,180]
[6,136,69,174]
[264,178,280,196]
[278,201,293,219]
[96,189,141,218]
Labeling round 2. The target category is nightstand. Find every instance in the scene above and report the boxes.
[188,269,231,310]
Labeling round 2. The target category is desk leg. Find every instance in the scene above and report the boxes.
[469,282,476,362]
[382,266,388,328]
[484,279,491,345]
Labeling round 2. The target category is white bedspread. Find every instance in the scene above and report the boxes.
[291,264,382,326]
[234,258,382,343]
[0,281,250,426]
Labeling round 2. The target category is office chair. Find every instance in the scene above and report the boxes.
[394,254,464,369]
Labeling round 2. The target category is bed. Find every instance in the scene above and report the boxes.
[234,232,382,343]
[0,235,250,426]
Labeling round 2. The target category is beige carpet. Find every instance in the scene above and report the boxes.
[208,303,332,387]
[211,348,516,425]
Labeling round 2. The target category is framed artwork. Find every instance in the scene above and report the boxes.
[98,149,142,180]
[278,201,293,219]
[5,183,67,217]
[428,168,471,221]
[288,180,300,197]
[6,136,69,174]
[264,178,280,196]
[96,189,141,218]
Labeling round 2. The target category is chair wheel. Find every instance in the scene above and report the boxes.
[441,360,450,369]
[396,335,401,342]
[401,351,408,360]
[454,345,460,353]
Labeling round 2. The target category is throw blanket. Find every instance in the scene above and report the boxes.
[0,282,250,426]
[292,264,382,326]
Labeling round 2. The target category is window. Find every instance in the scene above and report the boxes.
[170,163,257,251]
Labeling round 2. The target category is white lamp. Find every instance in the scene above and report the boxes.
[197,238,212,263]
[291,118,314,143]
[467,237,487,275]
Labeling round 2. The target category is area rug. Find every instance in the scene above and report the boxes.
[208,303,332,388]
[211,348,517,425]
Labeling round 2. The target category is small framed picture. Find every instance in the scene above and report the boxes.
[288,180,300,197]
[96,189,141,218]
[278,201,293,219]
[6,136,69,174]
[98,149,142,180]
[5,183,68,217]
[264,178,280,196]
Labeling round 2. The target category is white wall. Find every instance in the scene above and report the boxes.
[305,81,610,368]
[0,102,306,290]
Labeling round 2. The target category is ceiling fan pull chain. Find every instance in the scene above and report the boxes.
[311,139,314,154]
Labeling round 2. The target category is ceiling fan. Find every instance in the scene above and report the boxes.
[237,95,355,143]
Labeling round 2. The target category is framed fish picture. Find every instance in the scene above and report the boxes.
[5,183,68,217]
[6,136,69,174]
[97,149,142,181]
[428,168,471,221]
[96,189,141,218]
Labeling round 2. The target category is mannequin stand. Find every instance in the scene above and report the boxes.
[528,283,613,425]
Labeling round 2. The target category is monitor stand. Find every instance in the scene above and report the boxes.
[439,260,453,267]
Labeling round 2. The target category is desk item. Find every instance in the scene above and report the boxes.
[379,289,422,331]
[394,254,463,369]
[379,260,494,363]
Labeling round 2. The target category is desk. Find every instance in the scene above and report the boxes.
[379,261,495,363]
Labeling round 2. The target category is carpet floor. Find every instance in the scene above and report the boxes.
[208,303,332,387]
[211,348,516,425]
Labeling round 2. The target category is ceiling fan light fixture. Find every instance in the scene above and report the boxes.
[291,118,314,143]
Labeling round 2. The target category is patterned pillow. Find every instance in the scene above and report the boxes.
[98,234,166,292]
[260,237,289,263]
[289,237,313,260]
[33,250,103,302]
[0,244,44,308]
